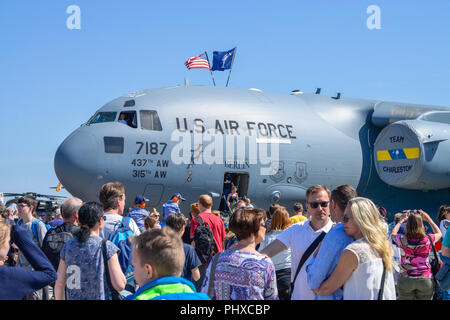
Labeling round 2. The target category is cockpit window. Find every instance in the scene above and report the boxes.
[88,112,117,124]
[140,110,162,131]
[118,111,137,128]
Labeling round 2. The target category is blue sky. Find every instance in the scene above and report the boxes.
[1,1,450,201]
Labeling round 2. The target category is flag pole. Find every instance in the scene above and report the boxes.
[226,47,237,87]
[204,51,216,87]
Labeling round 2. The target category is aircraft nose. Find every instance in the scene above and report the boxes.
[54,129,99,199]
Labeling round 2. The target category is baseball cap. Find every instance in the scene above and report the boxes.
[134,195,149,204]
[171,193,186,201]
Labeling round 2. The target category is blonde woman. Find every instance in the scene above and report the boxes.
[313,197,395,300]
[258,206,292,300]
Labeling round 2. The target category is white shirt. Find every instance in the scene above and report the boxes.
[343,238,396,300]
[277,218,334,300]
[259,229,291,271]
[101,212,141,239]
[440,219,450,239]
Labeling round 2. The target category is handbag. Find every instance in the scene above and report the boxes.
[101,239,123,300]
[427,235,441,277]
[289,231,326,299]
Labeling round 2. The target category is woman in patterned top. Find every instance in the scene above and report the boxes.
[200,208,278,300]
[54,202,126,300]
[392,209,442,300]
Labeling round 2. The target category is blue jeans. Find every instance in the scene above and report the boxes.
[439,253,450,300]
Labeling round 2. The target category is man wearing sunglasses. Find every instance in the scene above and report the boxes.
[260,185,334,300]
[306,184,357,300]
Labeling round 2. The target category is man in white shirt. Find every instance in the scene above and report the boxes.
[260,185,334,300]
[98,182,141,239]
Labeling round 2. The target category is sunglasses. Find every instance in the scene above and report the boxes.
[308,201,329,209]
[342,214,351,223]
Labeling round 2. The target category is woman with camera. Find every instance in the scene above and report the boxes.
[0,218,57,300]
[391,209,442,300]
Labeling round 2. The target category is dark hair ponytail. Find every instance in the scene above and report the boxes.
[74,202,104,243]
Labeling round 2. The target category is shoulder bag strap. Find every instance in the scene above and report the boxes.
[196,214,204,226]
[101,240,121,300]
[119,216,125,228]
[290,231,327,298]
[207,252,221,298]
[378,261,386,300]
[31,218,40,242]
[123,216,131,228]
[427,234,440,281]
[427,234,438,261]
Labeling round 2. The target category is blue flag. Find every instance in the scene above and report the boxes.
[211,48,236,71]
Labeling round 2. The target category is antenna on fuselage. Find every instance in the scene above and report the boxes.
[315,88,321,94]
[332,92,341,100]
[291,89,303,95]
[184,77,189,87]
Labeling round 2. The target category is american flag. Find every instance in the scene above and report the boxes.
[185,52,210,70]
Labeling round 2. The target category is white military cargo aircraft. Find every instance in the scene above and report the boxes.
[54,85,450,217]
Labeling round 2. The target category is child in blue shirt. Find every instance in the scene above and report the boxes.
[125,228,209,300]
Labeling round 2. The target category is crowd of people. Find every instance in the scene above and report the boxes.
[0,182,449,301]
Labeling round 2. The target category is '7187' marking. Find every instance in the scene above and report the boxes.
[136,142,167,155]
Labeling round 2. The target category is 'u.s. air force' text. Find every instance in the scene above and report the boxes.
[176,118,296,139]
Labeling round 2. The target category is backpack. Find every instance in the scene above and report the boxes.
[107,216,135,275]
[18,218,51,247]
[34,218,52,232]
[193,215,216,264]
[42,224,78,270]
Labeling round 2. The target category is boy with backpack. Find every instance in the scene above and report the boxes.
[99,182,141,295]
[16,195,50,300]
[17,196,48,249]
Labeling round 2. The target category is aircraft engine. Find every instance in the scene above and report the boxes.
[373,118,450,191]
